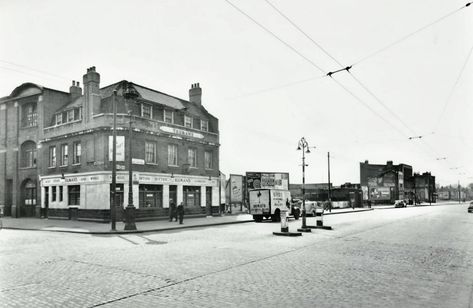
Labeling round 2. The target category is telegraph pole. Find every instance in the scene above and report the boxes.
[327,152,331,212]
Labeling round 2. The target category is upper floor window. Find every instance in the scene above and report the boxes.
[67,110,74,122]
[60,144,68,166]
[72,141,81,165]
[55,114,63,125]
[184,115,193,128]
[164,110,173,124]
[201,120,209,132]
[145,141,157,164]
[55,107,82,126]
[205,151,213,169]
[188,148,197,168]
[141,103,152,119]
[49,146,56,167]
[168,144,178,166]
[21,141,37,168]
[22,103,37,127]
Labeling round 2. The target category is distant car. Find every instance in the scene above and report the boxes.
[468,202,473,213]
[394,200,407,208]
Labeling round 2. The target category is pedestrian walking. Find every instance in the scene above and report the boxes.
[177,202,184,224]
[169,200,177,222]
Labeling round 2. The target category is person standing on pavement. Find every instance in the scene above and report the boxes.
[169,200,177,222]
[177,202,184,224]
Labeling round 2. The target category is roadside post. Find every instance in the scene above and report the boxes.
[307,208,332,230]
[273,210,302,237]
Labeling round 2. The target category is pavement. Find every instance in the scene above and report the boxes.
[0,207,373,234]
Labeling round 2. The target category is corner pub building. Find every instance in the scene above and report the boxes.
[0,67,221,221]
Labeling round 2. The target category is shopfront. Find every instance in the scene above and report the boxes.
[40,171,220,220]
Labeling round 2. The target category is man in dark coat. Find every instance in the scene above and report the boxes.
[169,200,177,222]
[177,202,184,224]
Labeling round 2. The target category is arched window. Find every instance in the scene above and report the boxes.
[21,141,37,168]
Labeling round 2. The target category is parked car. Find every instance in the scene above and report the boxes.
[468,202,473,213]
[394,200,407,208]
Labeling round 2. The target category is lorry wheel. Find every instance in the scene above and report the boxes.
[271,211,281,222]
[294,211,300,220]
[253,215,263,222]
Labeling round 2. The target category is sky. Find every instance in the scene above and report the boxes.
[1,0,472,187]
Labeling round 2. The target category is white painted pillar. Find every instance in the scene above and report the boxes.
[201,185,206,207]
[62,185,67,206]
[163,185,170,208]
[177,184,183,205]
[41,186,46,208]
[212,186,219,207]
[133,183,139,208]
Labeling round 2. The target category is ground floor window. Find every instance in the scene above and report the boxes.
[184,186,201,207]
[139,184,163,208]
[68,185,80,205]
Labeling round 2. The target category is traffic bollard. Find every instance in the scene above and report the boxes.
[273,210,302,237]
[314,208,332,230]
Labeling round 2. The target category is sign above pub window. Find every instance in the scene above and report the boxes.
[160,126,204,139]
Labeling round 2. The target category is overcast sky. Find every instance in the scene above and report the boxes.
[1,0,472,186]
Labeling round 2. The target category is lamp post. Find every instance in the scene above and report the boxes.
[124,82,137,231]
[297,137,312,233]
[111,90,117,231]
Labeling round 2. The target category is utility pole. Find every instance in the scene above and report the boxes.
[110,91,117,231]
[458,180,461,204]
[327,152,331,212]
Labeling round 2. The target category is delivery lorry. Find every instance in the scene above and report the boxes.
[249,189,300,222]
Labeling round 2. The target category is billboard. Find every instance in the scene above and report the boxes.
[246,172,289,190]
[229,174,243,203]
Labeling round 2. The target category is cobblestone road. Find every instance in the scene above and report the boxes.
[1,203,473,307]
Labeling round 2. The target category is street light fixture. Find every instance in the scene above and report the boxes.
[123,82,138,231]
[297,137,312,233]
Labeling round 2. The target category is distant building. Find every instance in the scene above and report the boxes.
[0,67,221,220]
[405,172,436,203]
[360,160,413,204]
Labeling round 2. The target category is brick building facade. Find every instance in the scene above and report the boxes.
[0,67,220,220]
[360,160,413,204]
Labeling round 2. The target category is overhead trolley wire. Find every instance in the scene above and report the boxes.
[224,0,410,138]
[352,2,472,66]
[432,42,473,133]
[224,0,327,74]
[263,0,470,170]
[0,59,71,81]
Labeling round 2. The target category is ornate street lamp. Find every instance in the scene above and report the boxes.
[297,137,312,233]
[123,82,138,231]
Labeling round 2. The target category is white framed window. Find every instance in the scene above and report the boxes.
[73,141,81,164]
[164,110,173,123]
[168,144,178,166]
[141,103,152,119]
[188,148,197,168]
[200,120,208,132]
[204,151,213,169]
[55,114,63,125]
[67,110,74,122]
[145,141,157,164]
[61,144,68,166]
[49,146,56,167]
[184,115,193,128]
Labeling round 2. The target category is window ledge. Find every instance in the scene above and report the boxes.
[168,165,179,167]
[145,162,159,166]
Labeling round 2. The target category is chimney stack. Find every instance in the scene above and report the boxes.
[189,83,202,106]
[82,66,100,123]
[69,80,82,100]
